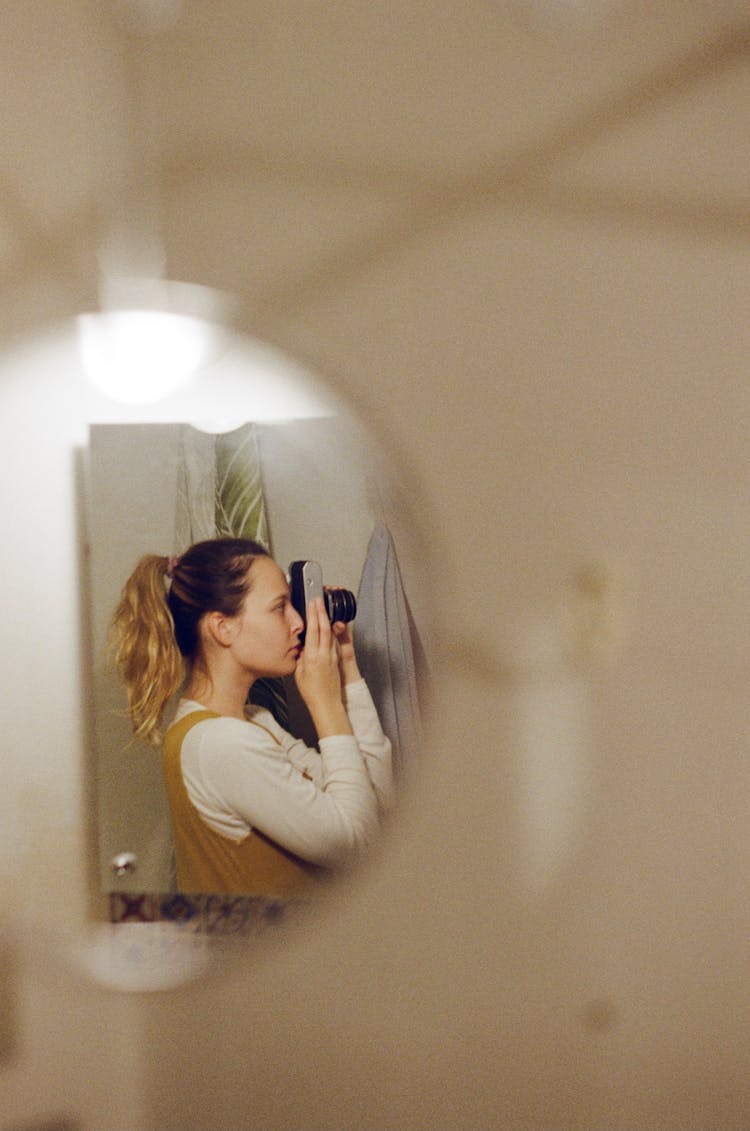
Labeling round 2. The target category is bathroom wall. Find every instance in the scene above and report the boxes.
[3,187,747,1131]
[2,3,750,1130]
[133,197,750,1131]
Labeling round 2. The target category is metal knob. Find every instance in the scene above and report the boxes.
[111,851,138,877]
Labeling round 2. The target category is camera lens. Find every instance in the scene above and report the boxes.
[324,587,357,624]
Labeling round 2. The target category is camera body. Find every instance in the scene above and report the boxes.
[288,560,357,643]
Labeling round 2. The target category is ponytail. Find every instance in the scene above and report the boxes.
[110,538,269,746]
[110,554,185,746]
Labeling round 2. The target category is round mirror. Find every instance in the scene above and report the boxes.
[0,313,433,989]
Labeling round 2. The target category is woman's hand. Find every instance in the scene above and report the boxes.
[321,584,361,685]
[331,619,361,685]
[294,598,353,739]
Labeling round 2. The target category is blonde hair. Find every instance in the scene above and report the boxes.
[110,555,185,746]
[110,539,269,746]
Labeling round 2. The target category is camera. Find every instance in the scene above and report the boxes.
[288,560,357,642]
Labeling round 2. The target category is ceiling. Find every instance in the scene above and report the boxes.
[0,0,748,329]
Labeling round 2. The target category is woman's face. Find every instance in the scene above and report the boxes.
[227,556,304,678]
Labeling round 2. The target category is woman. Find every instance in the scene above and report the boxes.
[110,537,392,896]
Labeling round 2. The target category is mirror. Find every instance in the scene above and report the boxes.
[83,328,431,931]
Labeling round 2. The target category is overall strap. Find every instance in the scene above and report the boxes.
[162,708,323,896]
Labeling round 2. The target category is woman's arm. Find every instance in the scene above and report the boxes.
[330,618,393,811]
[183,716,379,868]
[196,602,391,858]
[293,598,352,739]
[342,679,394,813]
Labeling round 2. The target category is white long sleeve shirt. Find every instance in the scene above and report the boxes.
[172,679,393,869]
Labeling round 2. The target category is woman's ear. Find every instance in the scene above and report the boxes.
[204,611,236,648]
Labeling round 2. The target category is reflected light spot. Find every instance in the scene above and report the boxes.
[517,671,591,893]
[78,309,217,404]
[74,922,212,992]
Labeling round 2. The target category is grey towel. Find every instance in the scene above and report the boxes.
[355,522,429,777]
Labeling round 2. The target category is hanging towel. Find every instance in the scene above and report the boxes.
[173,425,217,549]
[215,423,270,548]
[174,422,271,551]
[355,522,429,778]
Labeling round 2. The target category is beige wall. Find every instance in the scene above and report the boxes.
[1,4,750,1130]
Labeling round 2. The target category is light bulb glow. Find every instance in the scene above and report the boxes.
[78,309,215,404]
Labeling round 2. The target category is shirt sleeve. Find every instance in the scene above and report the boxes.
[342,679,394,812]
[182,712,382,868]
[254,680,394,812]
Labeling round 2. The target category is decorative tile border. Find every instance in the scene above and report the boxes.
[109,892,302,937]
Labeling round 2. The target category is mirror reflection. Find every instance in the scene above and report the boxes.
[87,409,430,922]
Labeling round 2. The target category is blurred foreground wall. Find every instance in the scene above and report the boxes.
[1,3,749,1129]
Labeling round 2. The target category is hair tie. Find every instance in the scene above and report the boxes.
[166,555,180,580]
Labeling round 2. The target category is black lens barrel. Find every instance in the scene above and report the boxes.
[324,587,357,624]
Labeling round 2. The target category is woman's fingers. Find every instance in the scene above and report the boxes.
[295,598,343,706]
[305,597,333,653]
[304,596,321,649]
